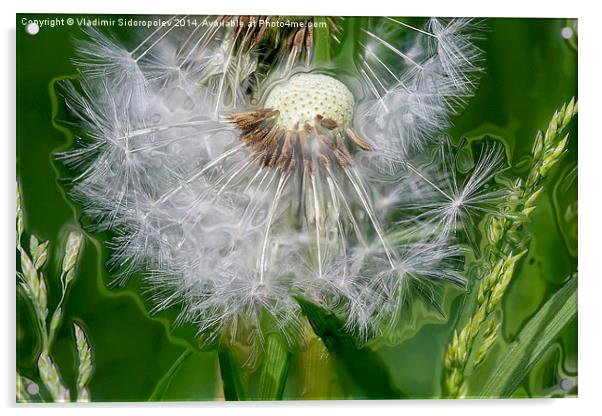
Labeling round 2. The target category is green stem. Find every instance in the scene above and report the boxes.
[217,348,247,401]
[257,333,290,400]
[47,271,69,348]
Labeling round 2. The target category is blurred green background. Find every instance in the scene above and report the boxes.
[16,15,577,400]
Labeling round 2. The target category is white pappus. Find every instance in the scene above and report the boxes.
[58,16,506,354]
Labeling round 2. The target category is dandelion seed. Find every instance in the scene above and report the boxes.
[395,140,511,244]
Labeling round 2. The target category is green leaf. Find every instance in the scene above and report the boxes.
[296,296,405,399]
[313,16,331,67]
[331,17,367,75]
[148,349,193,401]
[147,348,220,401]
[477,273,577,397]
[217,348,248,401]
[257,333,290,400]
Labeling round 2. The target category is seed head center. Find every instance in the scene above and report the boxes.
[265,73,355,131]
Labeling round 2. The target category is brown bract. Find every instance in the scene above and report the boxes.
[228,109,372,174]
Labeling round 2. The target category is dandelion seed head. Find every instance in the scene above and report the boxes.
[58,17,495,352]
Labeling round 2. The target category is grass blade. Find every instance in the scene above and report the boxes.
[478,273,577,397]
[148,349,193,401]
[257,333,290,400]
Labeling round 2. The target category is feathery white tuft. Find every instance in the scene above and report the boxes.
[356,18,484,169]
[60,16,494,351]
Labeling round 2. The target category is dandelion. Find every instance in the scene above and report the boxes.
[59,16,499,354]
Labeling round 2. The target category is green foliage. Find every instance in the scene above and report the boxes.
[444,99,578,398]
[478,273,577,397]
[16,184,91,402]
[297,297,405,399]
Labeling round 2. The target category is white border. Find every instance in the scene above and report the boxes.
[3,1,600,415]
